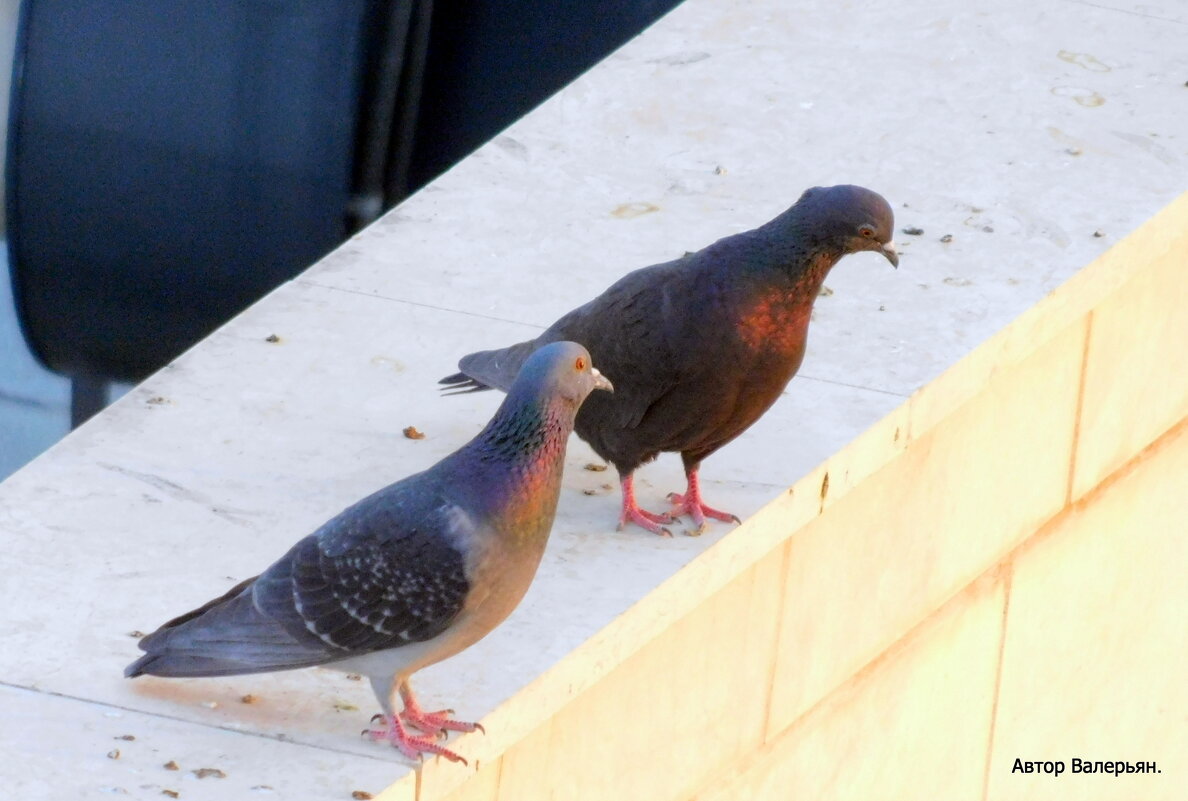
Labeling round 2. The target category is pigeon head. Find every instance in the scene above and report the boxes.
[795,185,899,267]
[507,341,614,411]
[474,341,613,466]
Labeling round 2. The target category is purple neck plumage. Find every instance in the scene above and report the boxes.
[456,397,574,533]
[471,401,571,467]
[702,204,846,292]
[755,205,847,283]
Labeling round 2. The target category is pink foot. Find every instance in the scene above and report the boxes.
[364,713,468,764]
[400,687,484,739]
[616,475,673,536]
[363,684,484,765]
[666,470,741,535]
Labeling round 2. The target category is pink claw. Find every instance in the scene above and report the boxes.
[404,711,485,739]
[364,683,485,765]
[364,714,468,765]
[666,470,741,535]
[400,693,483,738]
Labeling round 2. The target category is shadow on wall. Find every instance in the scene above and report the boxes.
[0,0,15,235]
[0,1,66,481]
[0,243,69,481]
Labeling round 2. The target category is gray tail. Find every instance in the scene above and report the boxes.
[125,577,330,679]
[438,372,494,395]
[440,340,541,395]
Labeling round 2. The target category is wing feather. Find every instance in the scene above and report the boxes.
[128,477,473,678]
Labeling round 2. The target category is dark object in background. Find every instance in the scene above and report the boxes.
[408,0,678,190]
[6,1,370,424]
[5,0,681,427]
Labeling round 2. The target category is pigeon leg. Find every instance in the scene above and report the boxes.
[363,680,473,764]
[398,681,484,738]
[667,469,742,535]
[616,474,673,537]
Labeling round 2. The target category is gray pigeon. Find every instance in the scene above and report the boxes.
[440,185,897,535]
[127,341,612,764]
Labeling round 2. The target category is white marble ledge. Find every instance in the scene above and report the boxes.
[2,685,406,801]
[0,281,898,797]
[302,0,1188,397]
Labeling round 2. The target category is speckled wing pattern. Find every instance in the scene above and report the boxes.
[127,480,473,677]
[254,485,473,656]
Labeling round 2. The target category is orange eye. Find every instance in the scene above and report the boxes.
[859,226,875,238]
[575,357,586,370]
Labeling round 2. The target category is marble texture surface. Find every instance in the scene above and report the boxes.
[0,0,1185,796]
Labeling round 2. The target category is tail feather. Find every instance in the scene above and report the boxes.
[441,340,542,395]
[126,579,332,679]
[437,372,493,395]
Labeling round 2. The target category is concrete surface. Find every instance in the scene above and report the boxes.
[0,0,1185,797]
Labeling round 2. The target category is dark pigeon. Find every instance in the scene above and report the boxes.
[440,185,897,535]
[127,342,612,764]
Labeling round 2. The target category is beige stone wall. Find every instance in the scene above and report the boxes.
[382,193,1188,801]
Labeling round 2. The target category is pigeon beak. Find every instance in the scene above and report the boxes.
[881,240,899,268]
[591,367,614,393]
